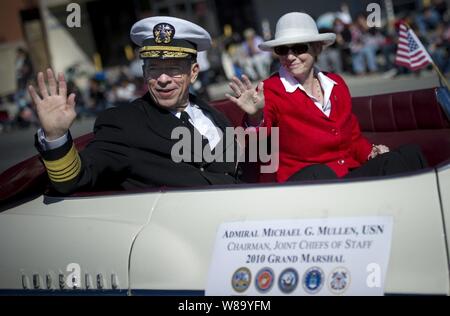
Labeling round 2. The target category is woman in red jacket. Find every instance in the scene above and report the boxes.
[227,12,426,182]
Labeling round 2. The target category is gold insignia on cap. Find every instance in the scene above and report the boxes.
[140,51,190,59]
[139,45,196,59]
[153,23,175,44]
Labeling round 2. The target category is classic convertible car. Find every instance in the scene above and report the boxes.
[0,88,449,295]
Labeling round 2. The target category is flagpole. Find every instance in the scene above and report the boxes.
[404,23,450,90]
[431,61,450,90]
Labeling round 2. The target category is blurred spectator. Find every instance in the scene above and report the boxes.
[337,2,352,25]
[15,48,33,93]
[15,49,33,110]
[221,34,244,80]
[129,48,144,79]
[114,78,137,106]
[380,30,397,72]
[429,22,450,74]
[0,97,14,133]
[432,0,448,20]
[317,27,343,73]
[350,14,381,75]
[192,50,211,101]
[208,39,226,83]
[16,106,36,128]
[269,51,281,75]
[66,80,87,119]
[85,78,108,116]
[416,5,441,36]
[317,12,337,30]
[333,17,353,73]
[241,28,272,80]
[15,48,35,128]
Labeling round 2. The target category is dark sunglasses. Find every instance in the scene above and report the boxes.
[274,43,310,56]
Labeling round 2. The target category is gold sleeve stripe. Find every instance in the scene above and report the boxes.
[46,157,79,178]
[47,155,81,183]
[43,144,82,183]
[43,144,78,169]
[46,154,79,175]
[139,46,197,54]
[47,162,80,182]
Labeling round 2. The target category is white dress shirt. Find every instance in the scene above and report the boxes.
[174,102,222,150]
[37,128,69,151]
[279,66,337,117]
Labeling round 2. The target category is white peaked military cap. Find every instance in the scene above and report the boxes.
[130,16,212,59]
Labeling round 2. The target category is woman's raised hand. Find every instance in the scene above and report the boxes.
[225,75,265,115]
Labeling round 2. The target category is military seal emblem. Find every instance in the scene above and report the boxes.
[302,267,324,294]
[231,267,251,293]
[153,23,175,44]
[328,267,350,295]
[255,267,274,293]
[278,268,299,294]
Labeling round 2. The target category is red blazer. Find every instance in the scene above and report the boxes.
[262,72,372,182]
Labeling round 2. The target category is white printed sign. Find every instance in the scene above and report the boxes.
[206,217,393,296]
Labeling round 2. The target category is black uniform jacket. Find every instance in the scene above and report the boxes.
[36,93,241,194]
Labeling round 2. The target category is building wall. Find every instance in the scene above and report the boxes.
[0,0,40,95]
[0,0,39,44]
[41,0,95,73]
[40,0,99,74]
[0,0,96,95]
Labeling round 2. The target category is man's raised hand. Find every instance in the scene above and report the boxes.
[28,69,77,140]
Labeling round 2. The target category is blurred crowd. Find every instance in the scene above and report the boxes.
[0,51,147,133]
[315,1,450,77]
[1,0,449,133]
[216,1,449,79]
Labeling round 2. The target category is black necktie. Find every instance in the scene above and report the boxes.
[180,111,210,151]
[180,111,194,128]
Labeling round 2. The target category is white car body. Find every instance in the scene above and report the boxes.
[0,164,449,295]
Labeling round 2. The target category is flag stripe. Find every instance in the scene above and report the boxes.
[411,53,427,62]
[411,59,430,68]
[410,50,422,58]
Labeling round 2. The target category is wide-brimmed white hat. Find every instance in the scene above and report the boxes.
[259,12,336,51]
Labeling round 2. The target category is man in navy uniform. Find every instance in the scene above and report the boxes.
[29,17,241,194]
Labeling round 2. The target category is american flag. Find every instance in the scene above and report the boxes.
[395,24,432,71]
